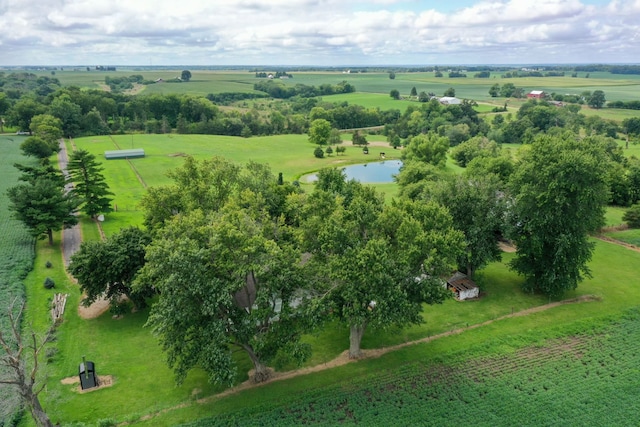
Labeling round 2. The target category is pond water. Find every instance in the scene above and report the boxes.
[305,160,403,184]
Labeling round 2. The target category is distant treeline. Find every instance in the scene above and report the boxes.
[252,80,356,99]
[574,64,640,75]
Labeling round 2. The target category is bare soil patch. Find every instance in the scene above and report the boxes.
[77,296,111,319]
[498,241,517,253]
[60,375,114,393]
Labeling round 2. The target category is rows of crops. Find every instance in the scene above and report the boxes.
[179,308,640,426]
[0,135,36,423]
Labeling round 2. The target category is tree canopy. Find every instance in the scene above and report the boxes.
[69,227,152,311]
[7,178,78,246]
[137,158,309,384]
[508,132,610,297]
[298,169,463,357]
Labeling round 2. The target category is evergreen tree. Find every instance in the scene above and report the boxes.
[67,149,113,218]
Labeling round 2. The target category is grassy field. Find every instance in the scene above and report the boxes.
[71,133,405,235]
[3,130,630,425]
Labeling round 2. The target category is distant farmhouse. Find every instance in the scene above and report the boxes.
[439,96,462,105]
[527,90,545,99]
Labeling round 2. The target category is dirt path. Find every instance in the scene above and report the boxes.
[594,234,640,253]
[58,139,112,319]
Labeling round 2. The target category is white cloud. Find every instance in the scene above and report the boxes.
[0,0,638,65]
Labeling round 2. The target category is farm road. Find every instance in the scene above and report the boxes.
[58,139,81,266]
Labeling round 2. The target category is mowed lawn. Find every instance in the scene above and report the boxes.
[72,133,402,234]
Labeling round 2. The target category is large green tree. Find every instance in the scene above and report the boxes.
[425,174,505,277]
[588,90,606,109]
[308,118,332,145]
[508,132,610,297]
[68,227,152,311]
[299,169,462,358]
[67,149,113,218]
[6,177,78,246]
[140,197,311,385]
[401,132,449,168]
[137,158,308,384]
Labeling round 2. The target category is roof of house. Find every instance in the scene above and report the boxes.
[447,272,478,292]
[439,96,461,104]
[529,90,545,95]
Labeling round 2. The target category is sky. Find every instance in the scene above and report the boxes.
[0,0,639,66]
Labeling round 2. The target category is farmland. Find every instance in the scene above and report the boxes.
[175,308,640,427]
[0,135,36,421]
[31,68,640,105]
[3,67,640,426]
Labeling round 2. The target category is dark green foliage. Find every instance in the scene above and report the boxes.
[6,177,78,246]
[43,277,55,289]
[508,132,610,297]
[313,146,324,158]
[623,204,640,228]
[69,226,152,310]
[389,89,400,99]
[181,70,192,82]
[45,261,52,269]
[67,149,113,218]
[19,137,54,159]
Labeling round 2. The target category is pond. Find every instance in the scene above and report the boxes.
[304,160,403,184]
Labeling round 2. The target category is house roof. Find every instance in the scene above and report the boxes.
[529,90,544,95]
[439,96,461,104]
[447,272,478,292]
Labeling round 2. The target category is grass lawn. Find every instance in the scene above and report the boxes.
[72,133,402,236]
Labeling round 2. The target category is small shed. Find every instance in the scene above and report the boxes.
[446,272,479,301]
[104,148,145,160]
[78,360,99,390]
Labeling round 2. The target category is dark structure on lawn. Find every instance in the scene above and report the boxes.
[79,357,98,390]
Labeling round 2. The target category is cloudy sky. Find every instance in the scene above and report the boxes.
[1,0,639,66]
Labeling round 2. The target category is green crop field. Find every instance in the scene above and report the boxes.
[174,309,640,427]
[0,135,36,423]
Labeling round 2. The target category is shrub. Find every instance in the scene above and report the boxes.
[313,146,325,158]
[43,277,55,289]
[45,260,52,268]
[623,204,640,228]
[325,146,333,156]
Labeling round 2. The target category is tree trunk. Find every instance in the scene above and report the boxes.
[466,264,473,278]
[28,392,53,427]
[349,324,367,359]
[240,344,271,383]
[47,229,53,246]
